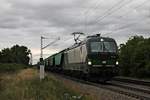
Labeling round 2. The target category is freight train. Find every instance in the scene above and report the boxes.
[43,34,119,82]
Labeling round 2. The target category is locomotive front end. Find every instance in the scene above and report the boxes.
[86,35,119,80]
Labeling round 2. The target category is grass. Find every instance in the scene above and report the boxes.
[0,68,90,100]
[0,63,28,73]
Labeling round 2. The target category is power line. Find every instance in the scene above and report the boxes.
[103,0,149,36]
[92,0,126,24]
[86,0,131,33]
[84,0,103,15]
[84,0,105,34]
[70,0,103,34]
[94,0,133,25]
[69,0,126,34]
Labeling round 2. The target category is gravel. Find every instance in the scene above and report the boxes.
[48,73,139,100]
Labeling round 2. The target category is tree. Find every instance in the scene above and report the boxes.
[119,36,150,78]
[0,48,12,63]
[0,45,31,65]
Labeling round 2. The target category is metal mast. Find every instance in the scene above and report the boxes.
[39,36,60,80]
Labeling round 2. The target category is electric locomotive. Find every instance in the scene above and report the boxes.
[62,34,119,81]
[44,34,119,81]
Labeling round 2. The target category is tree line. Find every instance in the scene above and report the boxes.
[0,45,31,65]
[119,36,150,78]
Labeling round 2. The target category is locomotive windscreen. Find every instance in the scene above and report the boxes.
[90,41,117,53]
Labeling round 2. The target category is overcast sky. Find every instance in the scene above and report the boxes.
[0,0,150,64]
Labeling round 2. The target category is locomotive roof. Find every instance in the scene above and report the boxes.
[67,35,115,50]
[86,34,115,41]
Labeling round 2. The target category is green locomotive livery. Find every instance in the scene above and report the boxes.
[44,34,119,81]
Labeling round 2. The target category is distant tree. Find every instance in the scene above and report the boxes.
[119,36,150,78]
[0,45,31,65]
[0,48,13,63]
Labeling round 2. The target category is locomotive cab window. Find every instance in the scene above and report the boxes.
[90,41,117,53]
[103,42,117,53]
[90,42,103,52]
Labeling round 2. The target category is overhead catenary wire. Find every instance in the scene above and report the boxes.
[92,0,126,24]
[52,33,87,52]
[84,0,103,15]
[69,0,104,34]
[93,0,133,25]
[84,0,103,34]
[85,0,133,34]
[69,0,128,35]
[103,0,149,36]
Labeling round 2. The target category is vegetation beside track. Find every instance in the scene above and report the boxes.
[0,68,90,100]
[119,36,150,78]
[0,45,31,65]
[0,63,28,72]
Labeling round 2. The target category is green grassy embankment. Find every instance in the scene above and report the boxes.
[0,63,28,72]
[0,68,90,100]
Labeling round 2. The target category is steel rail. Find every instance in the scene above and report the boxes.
[48,72,150,100]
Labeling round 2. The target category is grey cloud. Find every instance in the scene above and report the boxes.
[0,0,150,63]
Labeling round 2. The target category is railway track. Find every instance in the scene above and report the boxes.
[108,80,150,100]
[109,77,150,100]
[50,72,150,100]
[112,77,150,87]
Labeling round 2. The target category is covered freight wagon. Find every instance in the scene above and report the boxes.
[54,52,63,71]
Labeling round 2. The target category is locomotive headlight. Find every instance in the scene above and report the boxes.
[102,61,106,64]
[116,61,119,65]
[88,61,92,65]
